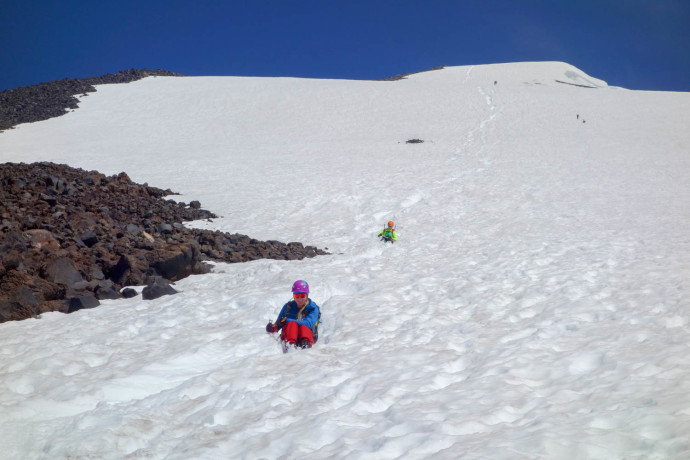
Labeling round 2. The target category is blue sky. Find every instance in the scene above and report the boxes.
[1,0,688,92]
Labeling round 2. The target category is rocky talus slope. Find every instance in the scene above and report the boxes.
[0,69,183,132]
[0,162,327,323]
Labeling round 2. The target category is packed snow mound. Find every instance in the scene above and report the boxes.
[406,61,608,88]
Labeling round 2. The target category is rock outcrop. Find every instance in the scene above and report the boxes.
[0,162,327,323]
[0,69,184,132]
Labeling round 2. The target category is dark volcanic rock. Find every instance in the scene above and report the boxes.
[149,242,205,281]
[142,278,178,300]
[0,69,184,132]
[94,281,121,300]
[0,162,328,323]
[121,288,138,299]
[41,258,84,287]
[68,293,100,313]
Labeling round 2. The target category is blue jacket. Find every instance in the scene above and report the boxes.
[275,299,320,330]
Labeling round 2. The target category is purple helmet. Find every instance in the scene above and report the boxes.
[291,280,309,294]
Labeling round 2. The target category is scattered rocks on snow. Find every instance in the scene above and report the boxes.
[0,162,328,323]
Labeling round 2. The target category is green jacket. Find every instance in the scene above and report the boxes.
[378,228,398,241]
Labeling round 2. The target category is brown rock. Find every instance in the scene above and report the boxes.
[25,229,60,250]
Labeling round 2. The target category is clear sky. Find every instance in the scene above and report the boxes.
[1,0,688,92]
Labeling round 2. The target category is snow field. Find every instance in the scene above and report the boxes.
[0,62,689,459]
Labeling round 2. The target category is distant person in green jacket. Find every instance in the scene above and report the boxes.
[378,221,398,243]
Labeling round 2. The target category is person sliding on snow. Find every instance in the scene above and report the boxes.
[378,221,398,243]
[266,280,321,349]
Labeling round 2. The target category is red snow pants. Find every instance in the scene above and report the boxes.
[281,321,314,345]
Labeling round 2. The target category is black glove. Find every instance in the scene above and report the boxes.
[266,322,277,333]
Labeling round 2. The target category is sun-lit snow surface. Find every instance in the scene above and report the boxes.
[1,61,689,459]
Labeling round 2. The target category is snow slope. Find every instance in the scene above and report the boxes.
[1,61,689,459]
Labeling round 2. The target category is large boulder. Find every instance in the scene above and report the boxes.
[149,242,199,281]
[142,278,178,300]
[94,280,121,300]
[67,293,100,313]
[41,257,84,287]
